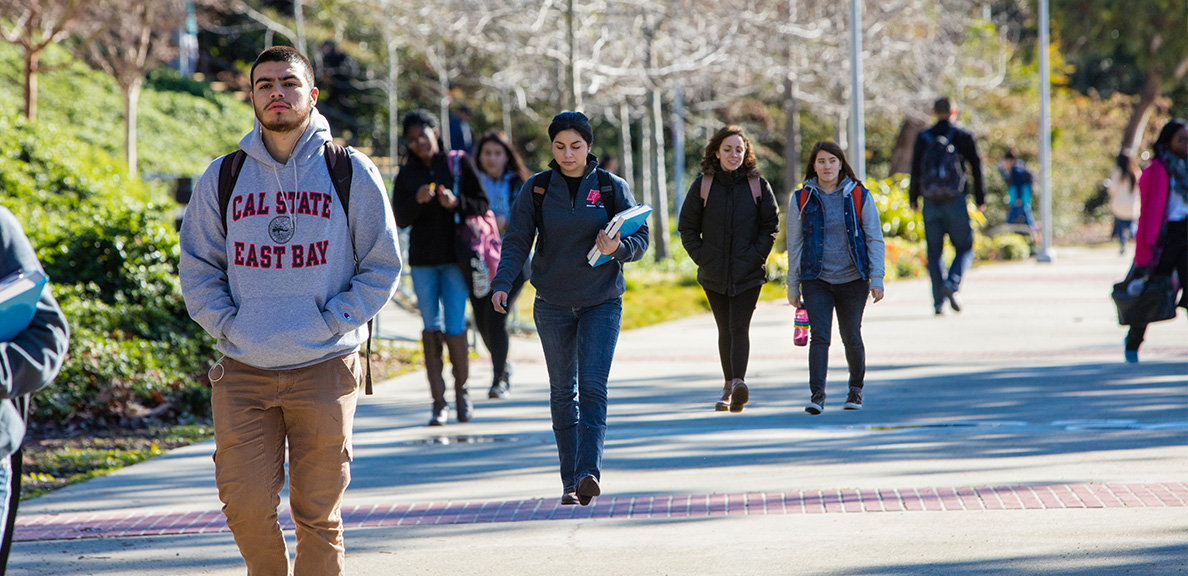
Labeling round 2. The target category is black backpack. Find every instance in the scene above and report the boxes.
[215,143,376,395]
[531,169,616,228]
[918,128,966,202]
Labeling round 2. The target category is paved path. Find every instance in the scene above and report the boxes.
[10,246,1187,575]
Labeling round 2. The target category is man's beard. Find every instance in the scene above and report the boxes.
[255,102,310,133]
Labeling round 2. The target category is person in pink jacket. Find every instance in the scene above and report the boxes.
[1126,119,1188,362]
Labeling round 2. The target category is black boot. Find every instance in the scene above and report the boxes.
[422,330,448,426]
[444,332,472,423]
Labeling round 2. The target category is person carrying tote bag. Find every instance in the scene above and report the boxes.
[1123,118,1188,363]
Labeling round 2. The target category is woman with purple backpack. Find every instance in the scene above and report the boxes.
[392,110,489,426]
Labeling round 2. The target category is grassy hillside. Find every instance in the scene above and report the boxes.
[0,41,252,178]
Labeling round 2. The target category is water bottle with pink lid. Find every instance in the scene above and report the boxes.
[793,307,809,347]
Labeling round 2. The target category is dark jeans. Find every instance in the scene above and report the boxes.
[703,286,762,382]
[1126,219,1187,351]
[923,197,975,307]
[802,279,868,403]
[533,296,622,492]
[471,272,525,384]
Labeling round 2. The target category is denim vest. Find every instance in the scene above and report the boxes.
[795,181,871,282]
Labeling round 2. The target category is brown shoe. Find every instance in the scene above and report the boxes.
[729,379,749,413]
[715,382,732,411]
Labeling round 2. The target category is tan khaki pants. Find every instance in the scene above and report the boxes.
[211,353,361,576]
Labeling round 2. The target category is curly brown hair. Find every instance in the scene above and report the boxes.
[699,125,759,179]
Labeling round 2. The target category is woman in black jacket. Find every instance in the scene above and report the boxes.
[393,110,489,426]
[678,125,780,413]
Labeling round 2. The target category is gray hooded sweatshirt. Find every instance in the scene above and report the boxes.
[180,109,402,370]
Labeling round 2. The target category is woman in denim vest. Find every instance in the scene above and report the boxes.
[678,126,780,413]
[786,141,885,414]
[490,112,649,506]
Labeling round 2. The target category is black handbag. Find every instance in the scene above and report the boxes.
[1112,272,1177,326]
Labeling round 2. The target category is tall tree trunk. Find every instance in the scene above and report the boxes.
[640,112,654,251]
[671,83,686,220]
[23,48,39,122]
[124,79,141,178]
[619,100,634,190]
[1120,70,1161,159]
[650,87,669,261]
[783,74,800,206]
[294,0,306,59]
[386,34,399,162]
[889,115,926,176]
[565,0,578,111]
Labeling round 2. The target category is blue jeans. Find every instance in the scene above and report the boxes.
[1007,203,1036,231]
[0,456,9,545]
[533,296,622,492]
[802,279,868,404]
[923,197,975,308]
[410,265,468,336]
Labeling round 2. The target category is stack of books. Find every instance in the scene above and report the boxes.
[587,204,652,267]
[0,269,48,342]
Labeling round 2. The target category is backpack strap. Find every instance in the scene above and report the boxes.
[596,168,615,221]
[532,170,551,228]
[322,142,373,395]
[795,188,809,218]
[846,181,864,225]
[324,142,353,217]
[701,174,762,206]
[217,149,248,233]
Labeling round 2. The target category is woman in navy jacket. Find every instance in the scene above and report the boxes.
[678,126,779,413]
[786,141,885,414]
[491,112,648,507]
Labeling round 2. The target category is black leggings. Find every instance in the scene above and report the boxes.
[1126,219,1187,351]
[471,273,526,383]
[703,286,762,382]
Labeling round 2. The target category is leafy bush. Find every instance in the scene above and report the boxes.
[0,114,216,429]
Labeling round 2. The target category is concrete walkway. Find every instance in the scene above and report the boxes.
[10,246,1187,575]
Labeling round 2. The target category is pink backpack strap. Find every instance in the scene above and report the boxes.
[699,175,713,206]
[748,176,761,204]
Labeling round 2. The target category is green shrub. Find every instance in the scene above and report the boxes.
[0,114,216,429]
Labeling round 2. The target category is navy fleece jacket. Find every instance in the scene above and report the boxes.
[492,155,648,308]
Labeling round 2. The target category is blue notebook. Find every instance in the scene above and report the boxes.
[587,204,652,267]
[0,269,48,342]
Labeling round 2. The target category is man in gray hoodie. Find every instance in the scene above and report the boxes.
[179,46,401,576]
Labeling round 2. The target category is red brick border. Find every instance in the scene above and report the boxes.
[15,482,1186,542]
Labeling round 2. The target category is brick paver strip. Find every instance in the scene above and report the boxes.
[15,482,1185,542]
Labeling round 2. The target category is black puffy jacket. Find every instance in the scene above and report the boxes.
[678,170,780,296]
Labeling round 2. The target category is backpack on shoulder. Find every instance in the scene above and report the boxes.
[918,128,966,202]
[793,181,864,224]
[446,151,502,298]
[699,174,761,206]
[216,143,377,395]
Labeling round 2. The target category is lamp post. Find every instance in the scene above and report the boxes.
[849,0,866,181]
[1036,0,1055,262]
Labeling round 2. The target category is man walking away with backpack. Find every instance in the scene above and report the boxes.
[179,46,401,576]
[909,97,986,316]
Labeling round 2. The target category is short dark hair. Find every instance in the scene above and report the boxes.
[804,141,859,184]
[548,111,593,145]
[251,46,314,87]
[1004,148,1018,160]
[699,125,759,179]
[402,109,439,135]
[933,97,952,117]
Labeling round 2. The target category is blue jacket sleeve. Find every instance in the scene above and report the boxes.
[0,208,70,400]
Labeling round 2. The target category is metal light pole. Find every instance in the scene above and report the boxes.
[849,0,866,181]
[1036,0,1055,262]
